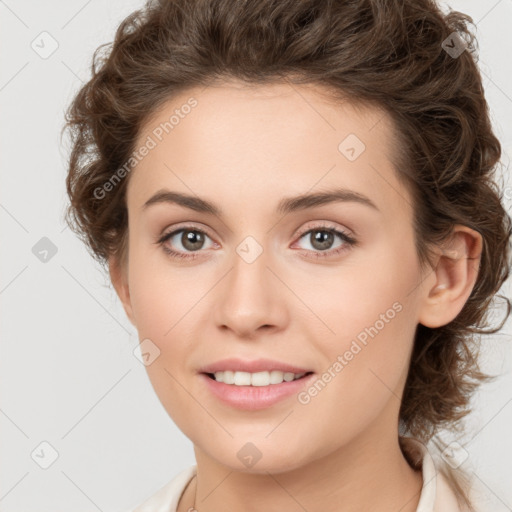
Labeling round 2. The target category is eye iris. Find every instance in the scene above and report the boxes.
[311,230,334,251]
[182,230,205,251]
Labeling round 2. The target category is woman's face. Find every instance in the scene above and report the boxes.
[115,81,434,472]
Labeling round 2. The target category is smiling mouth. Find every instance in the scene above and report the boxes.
[204,370,315,386]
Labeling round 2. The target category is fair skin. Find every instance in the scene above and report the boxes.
[109,80,482,512]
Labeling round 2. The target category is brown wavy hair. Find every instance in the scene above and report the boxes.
[63,0,511,508]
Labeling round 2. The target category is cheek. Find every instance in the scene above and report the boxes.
[126,259,199,425]
[293,299,417,451]
[128,244,202,339]
[300,238,418,339]
[302,238,420,401]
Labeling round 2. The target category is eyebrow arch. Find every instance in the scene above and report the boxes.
[141,187,379,216]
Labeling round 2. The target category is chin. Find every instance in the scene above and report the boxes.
[204,440,313,475]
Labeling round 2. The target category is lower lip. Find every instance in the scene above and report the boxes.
[199,373,315,411]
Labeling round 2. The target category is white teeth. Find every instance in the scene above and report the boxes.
[212,370,307,386]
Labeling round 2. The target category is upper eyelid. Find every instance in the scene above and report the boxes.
[161,220,352,237]
[295,221,353,238]
[160,223,215,242]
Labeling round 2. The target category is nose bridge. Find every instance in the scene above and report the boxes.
[213,234,288,336]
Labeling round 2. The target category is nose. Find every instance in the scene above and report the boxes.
[213,247,289,339]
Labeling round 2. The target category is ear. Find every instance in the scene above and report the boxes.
[418,225,483,328]
[108,255,137,327]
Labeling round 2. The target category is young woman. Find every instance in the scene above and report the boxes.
[63,0,511,510]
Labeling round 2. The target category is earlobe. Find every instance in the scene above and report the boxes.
[108,256,137,327]
[418,226,482,328]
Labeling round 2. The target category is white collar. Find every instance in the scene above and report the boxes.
[402,437,463,512]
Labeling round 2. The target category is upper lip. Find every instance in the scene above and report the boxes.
[199,358,313,375]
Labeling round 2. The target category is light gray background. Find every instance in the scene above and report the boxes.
[1,1,511,511]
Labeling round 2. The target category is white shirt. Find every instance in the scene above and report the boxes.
[126,438,486,511]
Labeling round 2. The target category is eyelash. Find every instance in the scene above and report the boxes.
[156,223,357,261]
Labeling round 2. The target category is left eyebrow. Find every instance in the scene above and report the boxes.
[277,188,380,215]
[141,187,380,216]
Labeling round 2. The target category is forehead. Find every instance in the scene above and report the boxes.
[136,80,391,153]
[126,80,409,219]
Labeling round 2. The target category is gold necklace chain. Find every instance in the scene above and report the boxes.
[191,474,197,510]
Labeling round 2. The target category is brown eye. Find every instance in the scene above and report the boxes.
[180,230,206,251]
[308,230,336,251]
[294,225,357,260]
[157,227,215,259]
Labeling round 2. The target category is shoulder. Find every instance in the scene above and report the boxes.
[124,465,197,512]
